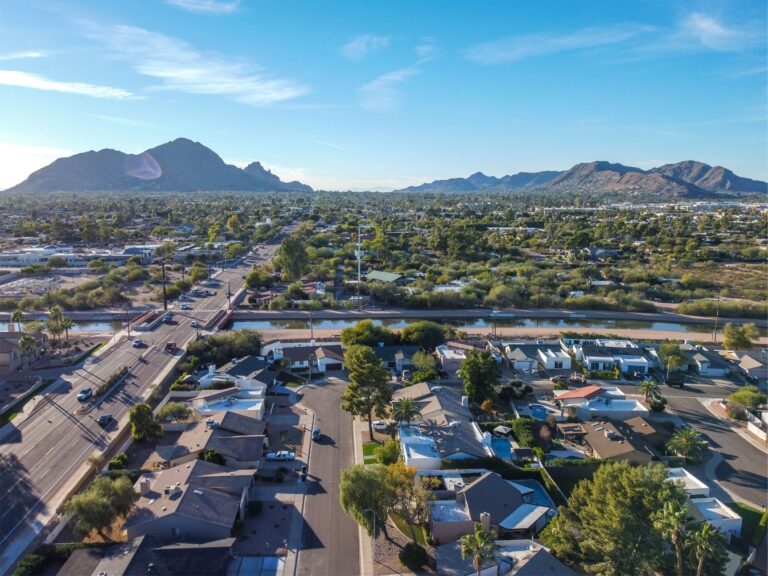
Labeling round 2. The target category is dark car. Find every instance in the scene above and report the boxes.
[77,388,93,402]
[96,414,113,427]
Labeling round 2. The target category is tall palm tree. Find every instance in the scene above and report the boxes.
[49,304,63,323]
[61,315,73,344]
[460,524,498,576]
[653,500,691,576]
[392,398,422,428]
[667,426,708,464]
[18,334,37,372]
[688,522,723,576]
[10,308,24,332]
[640,379,660,402]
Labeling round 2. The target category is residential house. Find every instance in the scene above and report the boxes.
[737,350,768,389]
[373,344,419,373]
[281,344,345,373]
[365,270,404,284]
[399,421,490,471]
[436,345,467,372]
[217,355,270,379]
[150,419,266,469]
[667,468,710,498]
[58,536,235,576]
[689,498,743,543]
[553,385,649,420]
[0,331,47,371]
[579,418,662,465]
[689,347,731,377]
[538,348,571,370]
[125,460,252,541]
[505,346,538,371]
[435,539,576,576]
[429,472,550,544]
[392,382,472,425]
[571,339,652,375]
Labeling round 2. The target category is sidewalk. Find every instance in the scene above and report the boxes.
[352,416,374,576]
[699,398,768,455]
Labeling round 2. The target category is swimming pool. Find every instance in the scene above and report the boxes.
[528,403,559,421]
[491,438,512,460]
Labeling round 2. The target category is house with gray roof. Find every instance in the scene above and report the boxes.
[429,472,551,544]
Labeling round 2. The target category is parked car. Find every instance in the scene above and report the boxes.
[164,341,176,352]
[266,451,296,461]
[550,375,567,384]
[311,428,321,440]
[96,414,113,427]
[162,314,173,324]
[77,388,93,402]
[190,320,199,328]
[372,420,389,432]
[180,303,190,310]
[132,339,143,348]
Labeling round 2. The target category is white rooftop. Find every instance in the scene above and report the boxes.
[499,504,550,530]
[667,468,709,495]
[691,498,741,522]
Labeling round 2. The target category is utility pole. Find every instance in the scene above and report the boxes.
[355,223,363,311]
[226,281,231,310]
[712,294,720,343]
[161,260,168,311]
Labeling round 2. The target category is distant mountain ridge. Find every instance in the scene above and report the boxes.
[395,160,766,197]
[5,138,312,193]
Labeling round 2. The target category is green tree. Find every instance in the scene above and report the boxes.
[245,267,274,289]
[386,462,429,543]
[659,343,687,377]
[722,322,760,350]
[340,319,398,347]
[226,214,241,235]
[199,449,226,465]
[392,398,422,428]
[640,379,660,403]
[726,385,766,412]
[652,500,691,576]
[375,440,401,465]
[460,524,499,576]
[128,403,162,442]
[411,351,436,373]
[339,464,391,538]
[274,235,310,281]
[65,476,135,539]
[457,350,500,404]
[341,345,392,439]
[541,461,688,575]
[687,522,727,576]
[11,308,23,332]
[401,320,450,350]
[60,315,73,344]
[157,402,191,423]
[666,426,708,464]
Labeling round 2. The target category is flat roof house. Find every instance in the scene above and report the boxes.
[365,270,405,284]
[689,498,743,543]
[572,339,653,375]
[667,468,710,498]
[538,348,572,370]
[436,345,467,372]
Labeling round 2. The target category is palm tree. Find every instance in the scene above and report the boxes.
[640,379,660,402]
[392,398,422,428]
[10,308,24,332]
[49,304,63,323]
[18,334,37,372]
[460,524,498,576]
[688,522,724,576]
[60,315,73,345]
[667,426,708,464]
[653,500,691,576]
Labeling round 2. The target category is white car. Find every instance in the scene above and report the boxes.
[132,339,143,348]
[266,451,296,462]
[372,420,389,432]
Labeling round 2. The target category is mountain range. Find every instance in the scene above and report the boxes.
[395,160,767,197]
[4,138,312,193]
[4,138,766,198]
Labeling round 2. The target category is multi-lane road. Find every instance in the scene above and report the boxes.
[0,262,252,574]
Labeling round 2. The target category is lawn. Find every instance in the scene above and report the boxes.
[362,442,378,464]
[391,513,428,546]
[731,502,767,548]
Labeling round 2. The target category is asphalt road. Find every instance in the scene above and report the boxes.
[0,263,251,573]
[296,380,360,576]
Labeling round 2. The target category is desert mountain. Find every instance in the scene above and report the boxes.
[395,160,765,197]
[4,138,312,193]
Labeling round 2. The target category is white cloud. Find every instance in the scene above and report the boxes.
[465,25,643,64]
[315,140,345,151]
[681,13,757,51]
[341,34,390,61]
[166,0,240,14]
[359,66,421,111]
[0,70,136,99]
[85,24,310,106]
[0,51,46,61]
[0,142,74,190]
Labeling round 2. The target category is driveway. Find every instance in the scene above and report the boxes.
[296,379,360,576]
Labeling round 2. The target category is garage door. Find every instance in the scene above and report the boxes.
[324,363,343,371]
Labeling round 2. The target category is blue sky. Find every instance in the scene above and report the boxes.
[0,0,765,190]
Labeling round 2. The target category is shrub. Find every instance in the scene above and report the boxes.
[399,543,428,569]
[12,554,47,576]
[553,381,568,391]
[375,440,401,465]
[512,418,534,447]
[108,452,128,471]
[649,397,667,412]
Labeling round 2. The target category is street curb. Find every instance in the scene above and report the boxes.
[352,417,374,576]
[286,399,314,576]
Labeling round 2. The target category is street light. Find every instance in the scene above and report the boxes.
[160,259,168,312]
